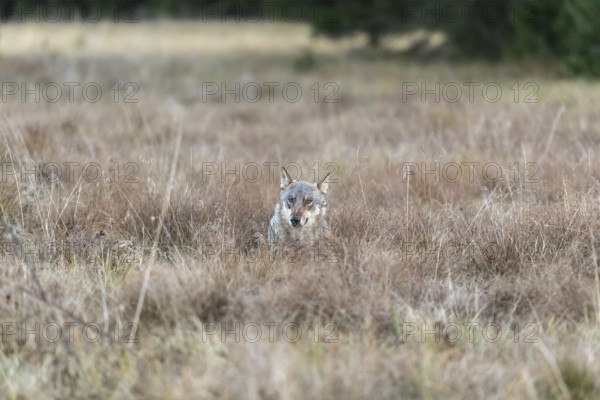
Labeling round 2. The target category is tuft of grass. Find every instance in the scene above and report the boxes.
[559,359,600,400]
[293,48,318,72]
[540,359,600,400]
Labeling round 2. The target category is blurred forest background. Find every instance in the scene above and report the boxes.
[2,0,599,76]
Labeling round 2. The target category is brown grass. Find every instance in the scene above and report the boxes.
[1,21,600,399]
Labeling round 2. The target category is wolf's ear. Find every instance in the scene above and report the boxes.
[280,167,294,189]
[317,172,331,194]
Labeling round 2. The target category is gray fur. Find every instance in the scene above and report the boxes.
[268,167,330,247]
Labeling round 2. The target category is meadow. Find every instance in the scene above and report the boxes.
[1,21,600,399]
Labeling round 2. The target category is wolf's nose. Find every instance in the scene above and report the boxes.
[290,215,301,227]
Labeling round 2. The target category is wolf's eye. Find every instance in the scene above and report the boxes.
[306,199,314,207]
[287,196,295,203]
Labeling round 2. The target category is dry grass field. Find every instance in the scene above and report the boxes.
[1,21,600,399]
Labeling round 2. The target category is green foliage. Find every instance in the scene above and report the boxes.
[506,0,600,76]
[422,0,513,61]
[559,0,600,76]
[506,0,566,59]
[304,0,600,76]
[303,0,417,47]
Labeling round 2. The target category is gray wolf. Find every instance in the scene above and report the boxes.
[268,167,330,248]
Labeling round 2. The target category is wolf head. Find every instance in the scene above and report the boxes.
[279,167,329,229]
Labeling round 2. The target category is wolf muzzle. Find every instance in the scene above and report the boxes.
[290,215,302,227]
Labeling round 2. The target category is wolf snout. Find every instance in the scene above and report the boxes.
[290,215,302,227]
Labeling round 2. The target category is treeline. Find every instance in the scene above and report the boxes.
[306,0,600,76]
[2,0,599,76]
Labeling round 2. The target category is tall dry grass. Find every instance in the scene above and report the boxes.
[0,21,600,399]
